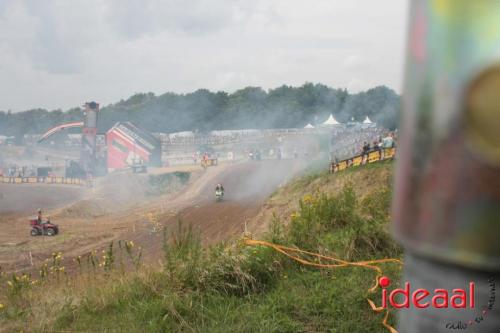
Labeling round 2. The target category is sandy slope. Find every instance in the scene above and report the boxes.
[0,159,306,273]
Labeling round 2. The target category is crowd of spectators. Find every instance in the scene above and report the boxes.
[329,126,397,163]
[157,126,396,167]
[0,164,38,177]
[329,126,396,162]
[157,128,322,147]
[157,131,257,146]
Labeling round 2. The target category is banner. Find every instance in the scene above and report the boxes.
[329,148,396,174]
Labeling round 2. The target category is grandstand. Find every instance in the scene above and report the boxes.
[155,122,391,166]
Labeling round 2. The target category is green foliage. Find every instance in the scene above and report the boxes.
[102,242,115,272]
[199,245,280,296]
[147,172,191,196]
[288,185,401,260]
[163,221,203,289]
[1,84,400,141]
[267,213,286,244]
[161,221,281,297]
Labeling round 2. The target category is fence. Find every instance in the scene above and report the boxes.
[329,147,395,173]
[0,175,86,186]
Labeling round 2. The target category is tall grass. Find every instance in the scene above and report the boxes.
[287,185,400,261]
[162,221,281,296]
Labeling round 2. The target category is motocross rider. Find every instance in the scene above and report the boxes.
[215,183,224,194]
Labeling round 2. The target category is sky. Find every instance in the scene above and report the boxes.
[0,0,409,112]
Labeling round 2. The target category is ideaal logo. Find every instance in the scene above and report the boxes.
[379,276,475,309]
[378,276,496,329]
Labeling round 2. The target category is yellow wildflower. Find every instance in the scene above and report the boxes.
[302,194,313,203]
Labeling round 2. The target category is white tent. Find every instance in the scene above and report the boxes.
[304,123,315,129]
[322,114,340,126]
[363,116,373,124]
[169,131,194,139]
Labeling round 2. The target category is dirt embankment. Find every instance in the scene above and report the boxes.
[131,159,309,262]
[247,161,394,236]
[0,168,193,273]
[0,159,308,274]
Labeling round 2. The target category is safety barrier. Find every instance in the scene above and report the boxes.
[329,147,395,173]
[0,176,86,186]
[201,158,218,168]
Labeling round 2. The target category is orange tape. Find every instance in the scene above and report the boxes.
[244,238,403,333]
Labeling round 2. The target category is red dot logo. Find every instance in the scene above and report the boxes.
[379,276,391,288]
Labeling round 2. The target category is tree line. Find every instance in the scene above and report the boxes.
[0,83,399,142]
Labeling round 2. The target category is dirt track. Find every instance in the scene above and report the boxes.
[0,160,306,273]
[0,184,85,215]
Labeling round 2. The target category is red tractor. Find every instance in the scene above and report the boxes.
[30,219,59,236]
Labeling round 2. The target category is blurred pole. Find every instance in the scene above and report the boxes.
[81,102,99,177]
[394,0,500,331]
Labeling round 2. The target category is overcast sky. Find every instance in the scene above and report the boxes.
[0,0,408,112]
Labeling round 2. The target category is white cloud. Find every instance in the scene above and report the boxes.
[343,55,367,69]
[0,0,408,111]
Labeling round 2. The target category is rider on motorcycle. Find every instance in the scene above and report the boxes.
[215,183,224,194]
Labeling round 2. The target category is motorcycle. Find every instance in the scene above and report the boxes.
[215,189,224,202]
